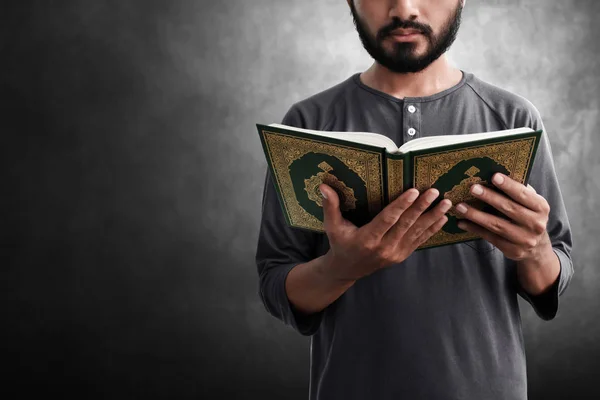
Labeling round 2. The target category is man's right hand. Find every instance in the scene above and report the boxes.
[319,183,452,282]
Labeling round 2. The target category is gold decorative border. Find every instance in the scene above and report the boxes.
[262,130,384,232]
[386,158,404,202]
[413,137,536,249]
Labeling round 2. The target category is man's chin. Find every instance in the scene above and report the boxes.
[382,53,428,67]
[382,42,426,58]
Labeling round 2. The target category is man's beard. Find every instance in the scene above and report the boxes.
[349,2,463,74]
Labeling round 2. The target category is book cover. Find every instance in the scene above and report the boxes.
[401,132,541,249]
[257,123,542,250]
[257,123,386,232]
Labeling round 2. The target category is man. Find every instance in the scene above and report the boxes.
[256,0,574,399]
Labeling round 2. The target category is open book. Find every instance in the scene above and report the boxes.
[257,123,542,249]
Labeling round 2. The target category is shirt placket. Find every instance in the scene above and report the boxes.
[403,101,421,142]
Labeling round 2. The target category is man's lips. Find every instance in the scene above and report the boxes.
[387,28,423,42]
[389,28,423,36]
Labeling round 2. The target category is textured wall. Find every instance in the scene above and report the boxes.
[2,0,599,398]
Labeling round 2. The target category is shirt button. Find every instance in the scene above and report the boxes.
[408,105,416,113]
[408,127,416,136]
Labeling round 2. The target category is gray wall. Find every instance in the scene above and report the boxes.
[3,0,599,398]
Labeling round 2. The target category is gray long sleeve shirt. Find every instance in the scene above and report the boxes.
[255,71,574,400]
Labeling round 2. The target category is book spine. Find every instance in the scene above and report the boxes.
[403,152,412,192]
[382,152,390,206]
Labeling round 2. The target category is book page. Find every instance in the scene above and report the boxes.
[269,123,399,153]
[397,127,534,153]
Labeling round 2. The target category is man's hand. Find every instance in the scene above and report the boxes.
[318,183,452,282]
[452,172,551,261]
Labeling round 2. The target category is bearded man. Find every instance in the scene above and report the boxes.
[256,1,574,399]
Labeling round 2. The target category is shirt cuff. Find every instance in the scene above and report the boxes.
[277,264,324,336]
[517,248,568,321]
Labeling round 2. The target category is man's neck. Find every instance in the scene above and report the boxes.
[359,56,463,100]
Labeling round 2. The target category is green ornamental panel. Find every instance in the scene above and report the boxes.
[289,152,370,227]
[431,156,511,234]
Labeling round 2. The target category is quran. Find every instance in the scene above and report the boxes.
[256,123,542,249]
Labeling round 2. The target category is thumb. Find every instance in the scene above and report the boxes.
[319,183,343,231]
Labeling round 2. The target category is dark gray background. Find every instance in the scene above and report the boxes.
[2,0,599,398]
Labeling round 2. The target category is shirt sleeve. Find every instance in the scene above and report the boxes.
[255,106,324,336]
[515,106,574,321]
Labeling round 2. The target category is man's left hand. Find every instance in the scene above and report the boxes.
[453,172,551,261]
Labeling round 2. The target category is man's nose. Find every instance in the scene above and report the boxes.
[388,0,420,21]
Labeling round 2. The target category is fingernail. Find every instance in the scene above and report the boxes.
[456,203,467,214]
[493,173,505,185]
[527,184,536,193]
[407,190,419,202]
[319,188,327,200]
[471,184,483,195]
[440,200,452,212]
[426,189,439,202]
